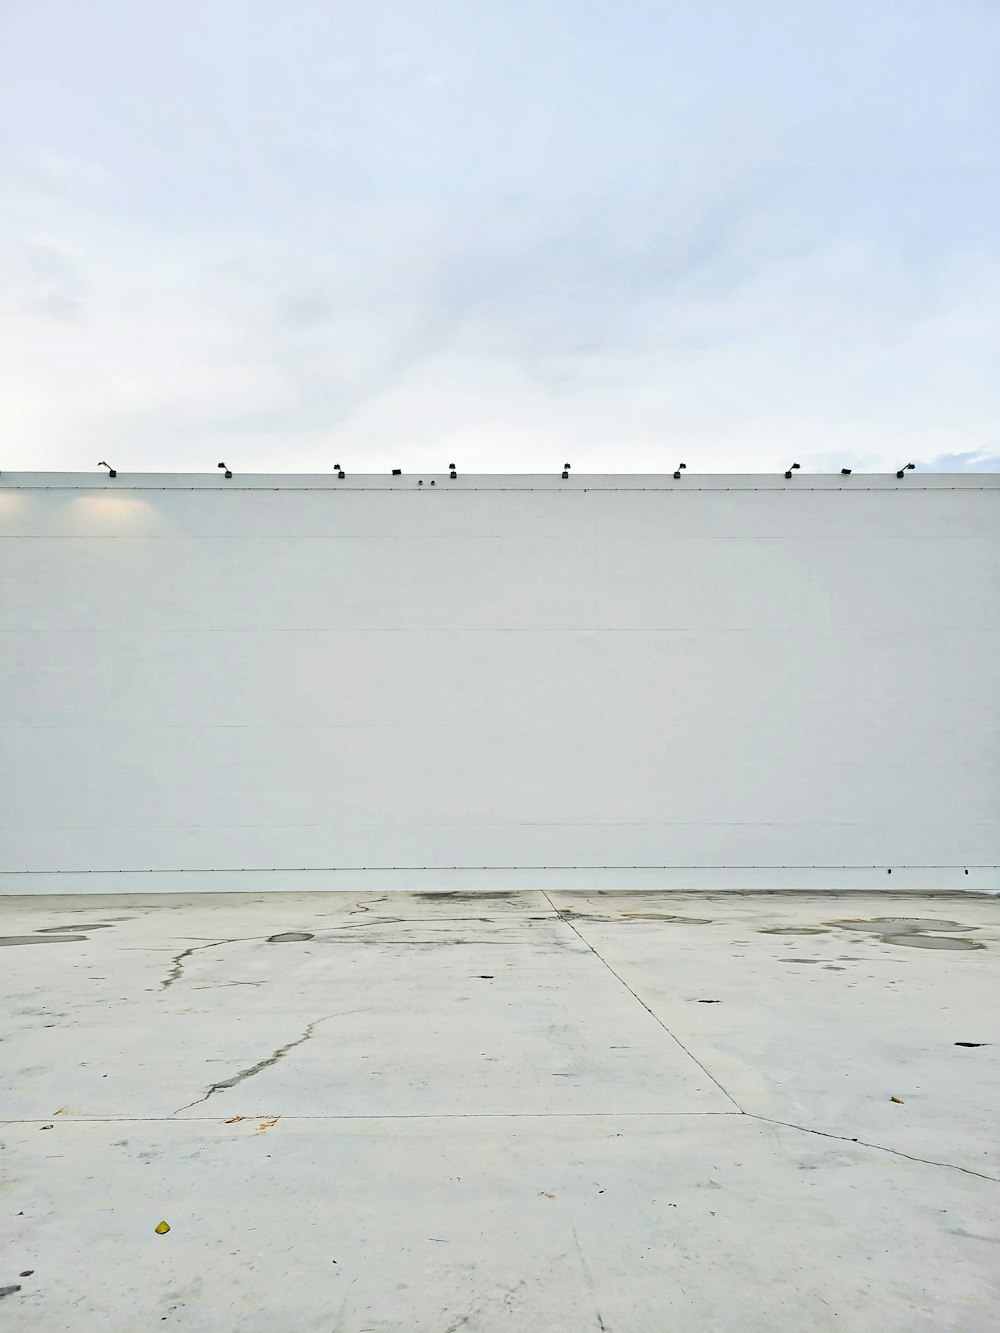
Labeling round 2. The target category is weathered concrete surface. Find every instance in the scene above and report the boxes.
[1,890,998,1330]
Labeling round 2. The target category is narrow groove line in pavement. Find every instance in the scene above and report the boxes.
[541,891,745,1114]
[9,1112,997,1183]
[747,1114,1000,1184]
[2,1111,747,1124]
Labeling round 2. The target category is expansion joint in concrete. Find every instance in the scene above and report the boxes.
[540,891,746,1114]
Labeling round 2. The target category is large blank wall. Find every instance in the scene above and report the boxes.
[1,478,997,892]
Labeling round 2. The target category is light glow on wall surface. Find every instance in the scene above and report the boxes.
[0,474,997,893]
[67,496,157,533]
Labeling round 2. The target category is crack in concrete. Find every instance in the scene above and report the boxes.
[161,939,243,989]
[570,1222,606,1331]
[160,935,277,988]
[174,1016,334,1114]
[542,892,745,1114]
[747,1114,1000,1184]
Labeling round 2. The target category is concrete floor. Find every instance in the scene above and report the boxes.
[1,890,998,1332]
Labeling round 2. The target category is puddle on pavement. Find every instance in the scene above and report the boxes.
[0,935,88,946]
[620,913,713,924]
[36,924,113,933]
[825,918,985,951]
[266,932,315,943]
[758,926,830,935]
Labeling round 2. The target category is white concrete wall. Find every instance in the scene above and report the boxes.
[1,472,997,893]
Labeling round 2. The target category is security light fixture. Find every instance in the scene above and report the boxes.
[391,468,402,476]
[841,468,852,475]
[896,463,915,479]
[218,462,232,479]
[561,462,571,479]
[784,463,801,479]
[673,463,686,480]
[449,463,457,479]
[97,460,117,478]
[334,463,345,479]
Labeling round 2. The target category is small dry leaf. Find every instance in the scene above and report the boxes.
[155,1221,170,1235]
[224,1116,245,1124]
[539,1191,555,1199]
[257,1117,280,1132]
[890,1096,904,1104]
[54,1107,68,1116]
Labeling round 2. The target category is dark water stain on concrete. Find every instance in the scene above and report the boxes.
[267,932,314,943]
[557,908,713,924]
[779,958,820,964]
[37,923,113,933]
[825,918,985,951]
[419,892,517,902]
[823,965,846,971]
[0,935,88,946]
[955,1041,988,1048]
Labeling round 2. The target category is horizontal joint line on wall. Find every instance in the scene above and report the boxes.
[3,484,995,495]
[2,865,996,875]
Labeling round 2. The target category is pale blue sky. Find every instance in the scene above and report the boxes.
[2,0,998,473]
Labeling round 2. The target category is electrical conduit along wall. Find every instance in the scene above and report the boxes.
[0,473,998,893]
